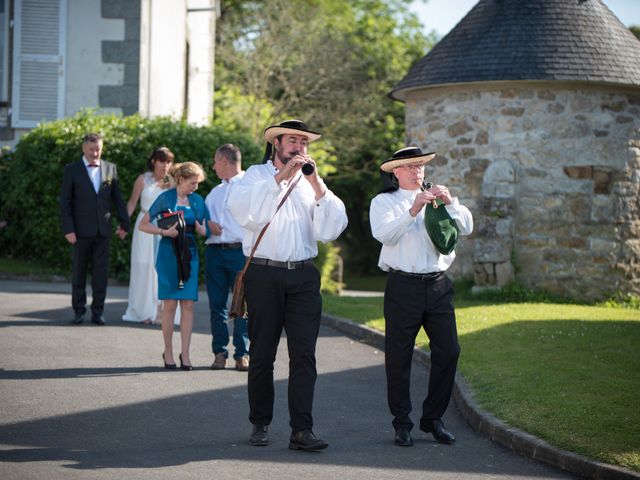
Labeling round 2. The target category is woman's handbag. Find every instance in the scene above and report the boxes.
[157,210,185,230]
[156,210,190,289]
[228,174,303,319]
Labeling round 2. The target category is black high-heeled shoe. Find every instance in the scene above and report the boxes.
[179,353,193,371]
[163,352,177,370]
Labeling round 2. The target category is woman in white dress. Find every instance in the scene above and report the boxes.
[123,147,180,324]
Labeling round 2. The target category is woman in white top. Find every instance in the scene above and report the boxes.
[123,147,178,324]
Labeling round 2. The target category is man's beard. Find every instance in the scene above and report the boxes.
[276,149,299,165]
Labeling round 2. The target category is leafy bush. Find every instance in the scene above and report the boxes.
[0,111,261,281]
[315,241,343,294]
[599,292,640,310]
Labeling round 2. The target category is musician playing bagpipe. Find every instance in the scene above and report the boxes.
[369,147,473,447]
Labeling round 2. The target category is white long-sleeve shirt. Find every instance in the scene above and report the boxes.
[228,161,348,261]
[204,172,245,245]
[370,188,473,274]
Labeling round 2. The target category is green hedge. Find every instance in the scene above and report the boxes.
[0,111,261,282]
[0,111,342,293]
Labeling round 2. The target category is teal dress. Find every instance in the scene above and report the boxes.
[148,188,209,301]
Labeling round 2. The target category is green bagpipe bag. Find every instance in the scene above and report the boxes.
[424,199,459,255]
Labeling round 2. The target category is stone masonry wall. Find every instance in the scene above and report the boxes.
[404,82,640,300]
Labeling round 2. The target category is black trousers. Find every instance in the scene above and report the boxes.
[244,262,322,432]
[384,271,460,430]
[71,235,110,317]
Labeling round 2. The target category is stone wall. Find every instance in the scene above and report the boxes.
[404,81,640,300]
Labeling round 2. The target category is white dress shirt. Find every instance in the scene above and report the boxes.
[83,156,101,193]
[370,188,473,274]
[204,172,245,245]
[228,161,348,261]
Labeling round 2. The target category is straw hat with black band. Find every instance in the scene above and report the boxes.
[380,146,436,173]
[262,120,321,163]
[379,146,435,193]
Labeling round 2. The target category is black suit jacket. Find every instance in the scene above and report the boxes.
[59,158,130,237]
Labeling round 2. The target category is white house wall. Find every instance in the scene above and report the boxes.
[65,0,123,116]
[186,0,215,126]
[139,0,187,119]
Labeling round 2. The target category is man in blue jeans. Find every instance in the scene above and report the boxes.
[205,144,249,371]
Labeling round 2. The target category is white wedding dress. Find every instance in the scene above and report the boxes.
[123,172,180,324]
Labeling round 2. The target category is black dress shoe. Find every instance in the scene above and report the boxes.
[394,427,413,447]
[249,424,269,446]
[420,419,456,444]
[91,315,106,326]
[179,353,193,371]
[289,430,328,451]
[71,314,84,325]
[163,353,177,370]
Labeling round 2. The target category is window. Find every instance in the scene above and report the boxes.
[11,0,66,128]
[0,0,8,103]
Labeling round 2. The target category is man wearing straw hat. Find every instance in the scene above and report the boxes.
[369,147,473,447]
[228,119,348,451]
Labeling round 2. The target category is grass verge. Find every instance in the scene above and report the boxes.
[0,257,68,280]
[322,293,640,472]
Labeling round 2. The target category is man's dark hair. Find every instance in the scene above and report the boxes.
[269,135,286,161]
[83,133,103,144]
[215,144,241,164]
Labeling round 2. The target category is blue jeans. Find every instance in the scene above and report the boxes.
[205,245,249,359]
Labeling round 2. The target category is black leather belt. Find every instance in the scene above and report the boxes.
[389,268,443,282]
[210,242,242,249]
[250,258,314,270]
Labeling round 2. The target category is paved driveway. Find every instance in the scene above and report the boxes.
[0,280,576,480]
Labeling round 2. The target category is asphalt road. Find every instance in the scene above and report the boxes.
[0,279,577,480]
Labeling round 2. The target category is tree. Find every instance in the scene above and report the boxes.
[630,25,640,40]
[215,0,436,272]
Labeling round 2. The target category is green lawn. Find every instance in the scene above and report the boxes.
[322,294,640,472]
[0,257,67,279]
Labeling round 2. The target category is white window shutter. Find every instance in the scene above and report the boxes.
[11,0,66,128]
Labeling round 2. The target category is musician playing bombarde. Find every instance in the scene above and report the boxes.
[369,146,473,447]
[228,119,348,451]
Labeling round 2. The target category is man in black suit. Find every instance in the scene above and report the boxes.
[59,133,130,325]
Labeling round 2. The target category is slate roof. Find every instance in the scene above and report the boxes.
[391,0,640,101]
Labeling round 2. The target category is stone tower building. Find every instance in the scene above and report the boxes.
[391,0,640,300]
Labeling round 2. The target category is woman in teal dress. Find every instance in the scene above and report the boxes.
[139,162,210,370]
